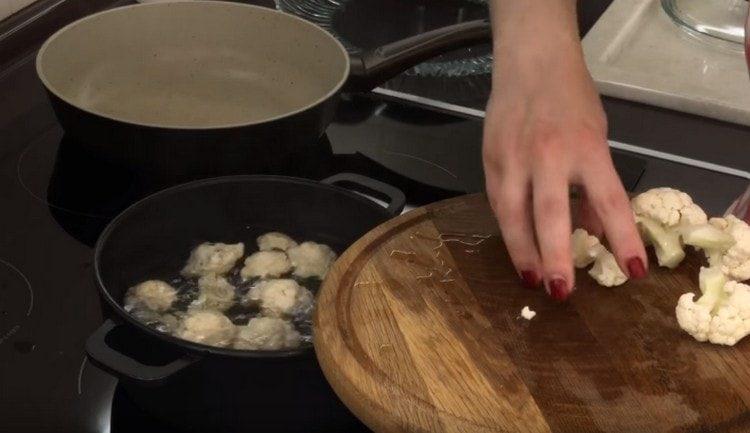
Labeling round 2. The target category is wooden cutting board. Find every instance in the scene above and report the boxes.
[314,193,750,433]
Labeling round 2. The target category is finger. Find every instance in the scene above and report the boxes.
[582,160,648,279]
[532,167,574,301]
[486,170,542,289]
[575,191,604,236]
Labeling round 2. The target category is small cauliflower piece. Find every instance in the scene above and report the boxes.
[181,242,245,278]
[520,306,536,320]
[240,251,292,280]
[233,317,301,350]
[190,274,236,312]
[571,228,606,269]
[125,280,177,312]
[675,266,750,346]
[287,241,337,279]
[588,251,628,287]
[257,232,298,252]
[176,310,235,348]
[244,279,314,318]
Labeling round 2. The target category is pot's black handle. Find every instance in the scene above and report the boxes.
[346,19,491,92]
[86,320,198,386]
[322,173,406,216]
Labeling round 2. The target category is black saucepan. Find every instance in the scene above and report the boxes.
[36,1,490,180]
[87,173,405,432]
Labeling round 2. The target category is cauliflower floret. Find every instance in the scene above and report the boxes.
[632,187,707,227]
[675,267,750,346]
[636,215,686,269]
[244,279,314,318]
[233,317,301,350]
[287,241,337,279]
[257,232,298,252]
[190,274,236,312]
[676,293,713,342]
[571,228,606,269]
[181,242,245,278]
[176,310,235,348]
[588,251,628,287]
[632,188,709,269]
[240,251,292,280]
[679,223,735,252]
[719,216,750,281]
[125,280,177,312]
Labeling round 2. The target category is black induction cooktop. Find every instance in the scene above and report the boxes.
[0,43,650,433]
[5,1,750,432]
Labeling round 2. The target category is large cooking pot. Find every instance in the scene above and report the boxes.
[36,1,490,180]
[86,173,405,432]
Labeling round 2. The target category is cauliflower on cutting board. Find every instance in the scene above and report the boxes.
[632,187,708,269]
[676,266,750,346]
[571,228,606,269]
[632,187,707,227]
[571,228,628,287]
[588,251,628,287]
[701,215,750,282]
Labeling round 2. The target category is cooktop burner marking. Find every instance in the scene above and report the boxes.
[0,258,33,317]
[382,150,459,179]
[0,324,21,346]
[77,356,88,396]
[16,143,103,218]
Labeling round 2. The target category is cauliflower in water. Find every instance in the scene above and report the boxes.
[181,242,245,278]
[245,279,314,318]
[240,251,292,280]
[176,310,236,348]
[125,280,177,312]
[257,232,298,252]
[632,188,708,269]
[287,241,337,279]
[676,266,750,346]
[190,274,236,312]
[233,317,301,350]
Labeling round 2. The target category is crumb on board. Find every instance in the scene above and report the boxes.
[520,306,536,320]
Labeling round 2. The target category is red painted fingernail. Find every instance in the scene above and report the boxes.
[627,257,647,279]
[520,271,540,289]
[549,278,569,301]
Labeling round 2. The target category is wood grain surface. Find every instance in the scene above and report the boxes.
[314,193,750,433]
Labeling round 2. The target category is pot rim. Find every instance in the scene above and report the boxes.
[94,174,391,359]
[36,1,351,131]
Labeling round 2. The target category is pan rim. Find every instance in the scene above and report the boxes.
[93,175,391,359]
[35,1,351,131]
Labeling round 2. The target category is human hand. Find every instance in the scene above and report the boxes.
[482,27,647,300]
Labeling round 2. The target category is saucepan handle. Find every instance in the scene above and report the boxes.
[86,319,198,386]
[322,173,407,216]
[346,19,491,92]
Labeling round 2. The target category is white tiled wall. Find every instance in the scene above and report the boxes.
[0,0,37,21]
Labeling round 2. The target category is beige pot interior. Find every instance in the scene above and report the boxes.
[36,1,349,129]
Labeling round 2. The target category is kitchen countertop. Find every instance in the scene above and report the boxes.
[584,0,750,128]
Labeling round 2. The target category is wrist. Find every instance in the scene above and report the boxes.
[491,1,580,53]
